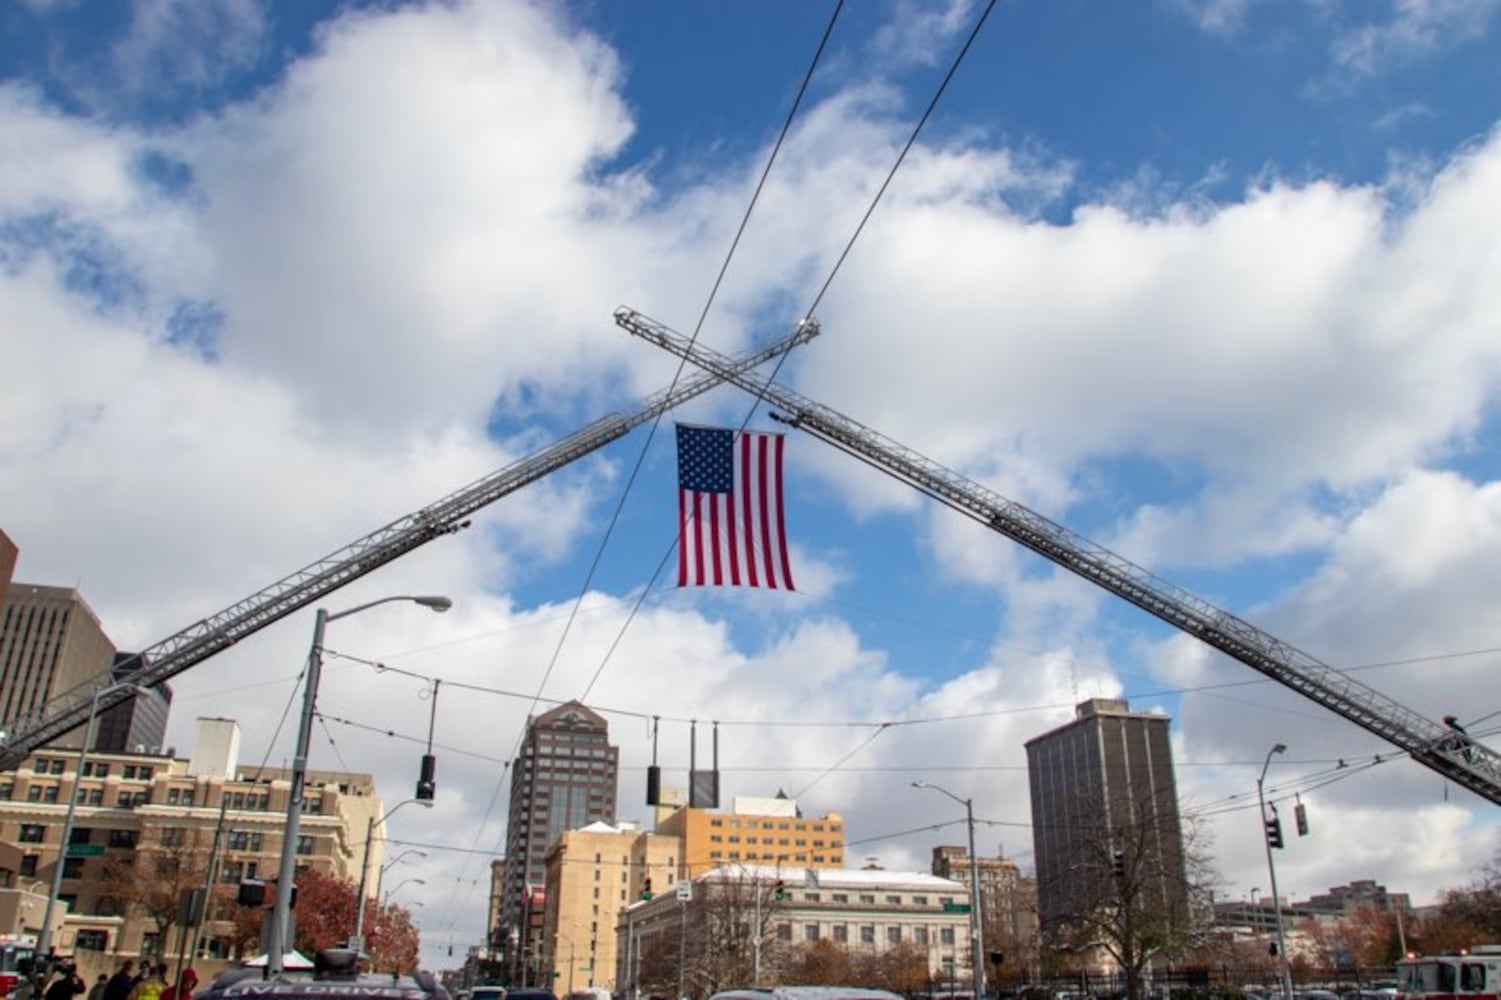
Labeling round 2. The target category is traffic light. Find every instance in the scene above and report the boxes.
[1295,801,1309,837]
[1111,851,1125,877]
[641,877,653,901]
[1265,815,1284,849]
[774,879,786,901]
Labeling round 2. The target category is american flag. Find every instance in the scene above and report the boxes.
[676,424,794,589]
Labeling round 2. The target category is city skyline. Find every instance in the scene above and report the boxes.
[4,0,1500,973]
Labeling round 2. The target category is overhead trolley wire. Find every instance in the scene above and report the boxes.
[431,2,851,943]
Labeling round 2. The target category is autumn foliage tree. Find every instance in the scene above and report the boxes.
[288,868,420,972]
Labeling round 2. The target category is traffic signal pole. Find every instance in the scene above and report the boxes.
[1258,745,1293,1000]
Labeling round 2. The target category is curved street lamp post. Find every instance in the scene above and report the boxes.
[1257,745,1293,1000]
[265,595,450,974]
[913,781,986,1000]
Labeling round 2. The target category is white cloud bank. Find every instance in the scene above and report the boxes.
[4,0,1500,971]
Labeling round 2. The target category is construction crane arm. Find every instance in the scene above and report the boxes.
[0,319,819,767]
[616,306,1501,806]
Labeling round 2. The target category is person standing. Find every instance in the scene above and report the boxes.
[88,975,108,1000]
[103,962,135,1000]
[161,970,197,1000]
[43,963,85,1000]
[127,964,167,1000]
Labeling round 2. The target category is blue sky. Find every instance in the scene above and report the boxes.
[4,0,1501,973]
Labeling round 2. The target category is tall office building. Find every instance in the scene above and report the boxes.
[931,845,1039,969]
[0,530,17,606]
[1025,698,1187,934]
[91,652,172,754]
[500,701,618,980]
[0,585,116,742]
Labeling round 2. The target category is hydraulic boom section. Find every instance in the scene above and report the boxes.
[0,318,819,767]
[616,306,1501,806]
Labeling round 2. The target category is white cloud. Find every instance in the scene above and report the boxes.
[112,0,268,97]
[1330,0,1501,78]
[5,0,1501,971]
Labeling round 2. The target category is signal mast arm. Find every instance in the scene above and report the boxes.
[616,305,1501,806]
[0,320,819,767]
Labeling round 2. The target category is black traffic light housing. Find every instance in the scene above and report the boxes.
[1265,815,1284,850]
[774,879,786,901]
[1111,850,1126,877]
[641,877,653,900]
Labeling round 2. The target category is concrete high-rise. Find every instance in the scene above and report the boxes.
[0,585,116,742]
[499,701,618,981]
[0,531,17,606]
[1025,698,1187,934]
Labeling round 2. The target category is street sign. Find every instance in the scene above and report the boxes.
[675,879,692,901]
[66,844,105,857]
[941,902,971,913]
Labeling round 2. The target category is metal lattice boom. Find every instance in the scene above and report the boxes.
[0,320,819,768]
[616,306,1501,806]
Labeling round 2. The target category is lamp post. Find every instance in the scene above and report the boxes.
[266,594,451,974]
[375,849,428,903]
[383,876,426,906]
[36,680,148,964]
[354,798,435,951]
[1257,745,1293,1000]
[914,781,986,1000]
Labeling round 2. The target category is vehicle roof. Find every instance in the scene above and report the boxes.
[705,984,894,990]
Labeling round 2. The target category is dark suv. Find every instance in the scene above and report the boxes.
[200,949,449,1000]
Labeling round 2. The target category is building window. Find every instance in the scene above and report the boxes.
[122,765,137,780]
[82,762,109,778]
[805,892,820,902]
[62,858,86,880]
[161,828,184,847]
[832,894,848,903]
[777,925,792,942]
[913,895,928,905]
[886,895,901,905]
[75,930,109,952]
[710,818,723,827]
[26,785,42,802]
[914,927,929,945]
[108,830,139,849]
[832,924,847,943]
[138,767,153,781]
[860,925,875,944]
[20,855,38,877]
[940,927,955,945]
[49,759,65,775]
[69,828,92,845]
[142,933,160,957]
[938,896,953,905]
[859,894,875,904]
[86,788,103,805]
[0,783,11,800]
[296,835,314,854]
[43,786,59,803]
[804,925,819,941]
[887,926,901,944]
[19,824,45,843]
[228,831,263,851]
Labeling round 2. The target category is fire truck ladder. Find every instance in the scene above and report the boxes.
[0,320,819,768]
[616,306,1501,806]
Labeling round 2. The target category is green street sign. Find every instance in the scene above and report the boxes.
[941,903,971,913]
[66,844,106,857]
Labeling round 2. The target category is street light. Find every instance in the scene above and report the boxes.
[913,781,987,1000]
[1257,745,1293,1000]
[36,680,149,963]
[354,799,434,950]
[265,594,451,975]
[383,876,427,906]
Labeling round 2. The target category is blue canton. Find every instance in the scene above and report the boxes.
[678,426,735,493]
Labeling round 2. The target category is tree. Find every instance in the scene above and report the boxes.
[288,868,419,972]
[101,830,213,960]
[1040,798,1216,1000]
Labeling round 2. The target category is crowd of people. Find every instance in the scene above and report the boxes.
[22,959,198,1000]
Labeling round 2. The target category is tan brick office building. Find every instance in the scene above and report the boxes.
[0,718,381,971]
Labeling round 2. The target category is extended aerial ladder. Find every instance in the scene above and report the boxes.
[0,321,819,768]
[615,306,1501,806]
